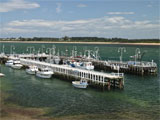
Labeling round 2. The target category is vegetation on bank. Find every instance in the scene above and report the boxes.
[0,36,159,43]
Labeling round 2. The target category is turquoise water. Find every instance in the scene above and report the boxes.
[0,43,160,119]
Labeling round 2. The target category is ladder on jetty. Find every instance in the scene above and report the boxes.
[20,58,124,90]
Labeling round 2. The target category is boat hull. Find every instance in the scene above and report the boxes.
[5,63,13,67]
[26,69,36,75]
[11,64,23,69]
[72,81,88,88]
[36,72,53,78]
[0,73,5,77]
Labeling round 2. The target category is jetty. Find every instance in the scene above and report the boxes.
[0,52,157,76]
[20,58,124,90]
[0,53,124,90]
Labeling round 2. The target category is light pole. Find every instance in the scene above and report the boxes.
[52,45,56,56]
[135,48,141,64]
[94,47,99,60]
[72,46,77,58]
[41,45,45,54]
[10,45,15,54]
[2,45,5,54]
[47,48,52,63]
[65,48,68,57]
[26,46,35,55]
[118,47,126,63]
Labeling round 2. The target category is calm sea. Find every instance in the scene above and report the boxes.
[0,42,160,119]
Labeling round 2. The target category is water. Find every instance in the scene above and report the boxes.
[0,42,160,119]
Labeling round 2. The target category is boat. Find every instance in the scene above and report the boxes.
[72,78,88,89]
[36,67,54,78]
[70,61,94,70]
[5,57,20,67]
[26,65,38,75]
[0,73,5,77]
[5,60,14,66]
[11,60,23,69]
[70,61,83,68]
[83,62,94,70]
[54,56,60,64]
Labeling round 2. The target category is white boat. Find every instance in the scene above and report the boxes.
[0,73,5,77]
[83,62,94,70]
[54,56,60,64]
[11,60,23,69]
[26,65,38,75]
[5,60,14,66]
[72,79,88,89]
[5,57,20,67]
[70,61,94,70]
[36,67,54,78]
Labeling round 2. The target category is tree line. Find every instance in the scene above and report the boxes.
[0,36,159,43]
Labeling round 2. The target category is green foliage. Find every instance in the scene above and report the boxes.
[0,37,159,43]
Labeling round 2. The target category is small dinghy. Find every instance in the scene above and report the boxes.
[26,65,38,75]
[72,78,88,89]
[0,73,5,77]
[36,67,54,79]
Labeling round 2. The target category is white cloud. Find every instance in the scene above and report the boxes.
[0,0,40,12]
[56,3,62,13]
[107,12,135,15]
[77,4,87,8]
[2,16,159,38]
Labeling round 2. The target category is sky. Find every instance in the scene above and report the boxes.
[0,0,159,39]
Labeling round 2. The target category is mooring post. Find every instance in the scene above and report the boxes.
[107,80,111,90]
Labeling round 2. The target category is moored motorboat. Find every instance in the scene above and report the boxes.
[36,67,54,78]
[26,65,38,75]
[72,78,88,89]
[83,62,94,70]
[5,60,14,66]
[70,61,94,70]
[11,60,23,69]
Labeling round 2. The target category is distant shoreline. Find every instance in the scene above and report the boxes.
[0,41,160,46]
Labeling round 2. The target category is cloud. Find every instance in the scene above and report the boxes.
[2,16,159,38]
[56,3,62,13]
[107,12,135,15]
[0,0,40,12]
[77,4,87,8]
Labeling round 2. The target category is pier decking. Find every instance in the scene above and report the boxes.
[0,53,158,75]
[59,56,157,75]
[20,58,124,90]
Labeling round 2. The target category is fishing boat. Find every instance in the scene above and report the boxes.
[5,57,20,67]
[11,60,23,69]
[5,59,14,66]
[54,56,60,64]
[83,62,94,70]
[70,61,94,70]
[26,65,38,75]
[70,61,83,68]
[36,67,54,78]
[72,78,88,89]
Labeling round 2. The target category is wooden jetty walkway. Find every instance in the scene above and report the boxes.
[0,53,157,75]
[0,53,124,90]
[20,58,124,90]
[59,56,157,75]
[92,60,157,75]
